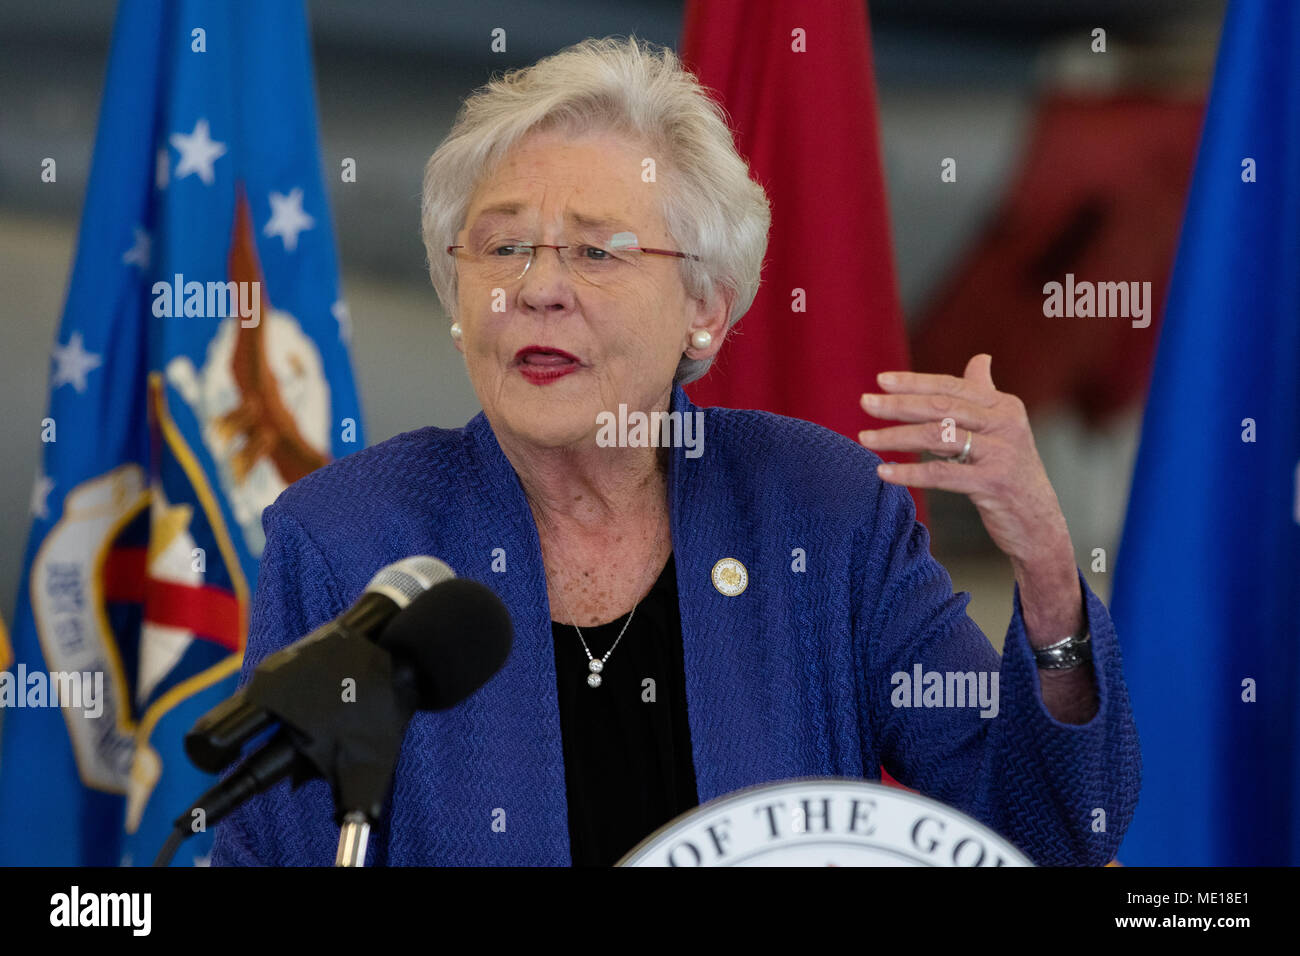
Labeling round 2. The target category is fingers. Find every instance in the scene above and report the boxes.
[875,458,983,494]
[860,390,993,430]
[864,356,1011,494]
[876,367,999,406]
[859,422,993,458]
[961,353,996,390]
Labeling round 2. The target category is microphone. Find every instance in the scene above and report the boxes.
[379,577,514,711]
[166,570,514,852]
[185,556,454,773]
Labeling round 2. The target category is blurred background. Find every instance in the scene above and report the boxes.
[0,0,1225,642]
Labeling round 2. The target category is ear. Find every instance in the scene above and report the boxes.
[684,286,734,359]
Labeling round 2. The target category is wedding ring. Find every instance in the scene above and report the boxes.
[953,429,973,464]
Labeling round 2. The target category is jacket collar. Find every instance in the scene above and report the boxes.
[456,386,772,814]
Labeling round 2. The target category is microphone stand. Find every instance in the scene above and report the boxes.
[158,631,415,867]
[336,811,372,867]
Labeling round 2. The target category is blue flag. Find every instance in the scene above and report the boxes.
[0,0,363,866]
[1111,0,1300,865]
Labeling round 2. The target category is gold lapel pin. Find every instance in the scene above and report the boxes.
[711,557,748,596]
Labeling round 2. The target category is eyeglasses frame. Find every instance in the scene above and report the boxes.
[446,241,701,283]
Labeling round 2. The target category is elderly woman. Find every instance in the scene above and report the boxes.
[212,37,1139,867]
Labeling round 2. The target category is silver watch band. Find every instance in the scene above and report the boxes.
[1032,628,1092,670]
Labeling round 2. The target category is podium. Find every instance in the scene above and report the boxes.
[617,778,1033,867]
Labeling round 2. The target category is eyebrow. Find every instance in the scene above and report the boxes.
[471,201,526,222]
[467,203,633,233]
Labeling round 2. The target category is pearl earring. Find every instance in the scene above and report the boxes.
[690,329,713,350]
[449,322,463,341]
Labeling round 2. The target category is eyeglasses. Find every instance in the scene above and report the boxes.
[446,235,701,288]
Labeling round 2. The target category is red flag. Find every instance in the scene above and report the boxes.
[681,0,920,514]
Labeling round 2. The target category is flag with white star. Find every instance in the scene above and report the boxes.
[0,0,364,867]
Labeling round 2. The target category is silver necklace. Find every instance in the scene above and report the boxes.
[572,604,637,689]
[550,510,666,689]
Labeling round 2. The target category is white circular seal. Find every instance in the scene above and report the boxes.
[711,557,748,596]
[618,778,1034,867]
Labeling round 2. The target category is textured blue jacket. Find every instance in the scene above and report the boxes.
[211,385,1140,866]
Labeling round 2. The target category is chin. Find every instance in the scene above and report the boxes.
[499,399,596,450]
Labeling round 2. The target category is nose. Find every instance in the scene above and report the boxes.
[521,244,568,278]
[518,245,577,313]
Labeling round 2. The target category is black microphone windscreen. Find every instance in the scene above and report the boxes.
[377,578,513,710]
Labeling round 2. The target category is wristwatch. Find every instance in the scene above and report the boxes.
[1032,626,1092,670]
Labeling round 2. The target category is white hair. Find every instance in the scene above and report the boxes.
[420,35,772,385]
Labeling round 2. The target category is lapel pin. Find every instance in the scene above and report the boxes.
[711,557,748,596]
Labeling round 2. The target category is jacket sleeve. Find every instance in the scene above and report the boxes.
[854,479,1141,866]
[209,501,348,867]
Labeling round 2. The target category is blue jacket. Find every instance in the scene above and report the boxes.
[211,385,1140,866]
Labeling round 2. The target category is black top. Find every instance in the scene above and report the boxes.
[551,554,699,866]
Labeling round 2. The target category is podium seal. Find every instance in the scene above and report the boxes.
[618,777,1034,867]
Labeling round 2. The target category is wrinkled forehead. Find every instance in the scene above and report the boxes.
[464,201,640,239]
[463,130,664,238]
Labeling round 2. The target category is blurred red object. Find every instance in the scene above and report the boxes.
[880,767,912,791]
[912,94,1204,426]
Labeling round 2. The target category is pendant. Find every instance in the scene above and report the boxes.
[587,658,603,688]
[587,673,602,688]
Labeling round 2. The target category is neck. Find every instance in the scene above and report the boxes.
[517,441,668,532]
[495,394,673,538]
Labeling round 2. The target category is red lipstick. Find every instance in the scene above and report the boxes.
[513,346,582,385]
